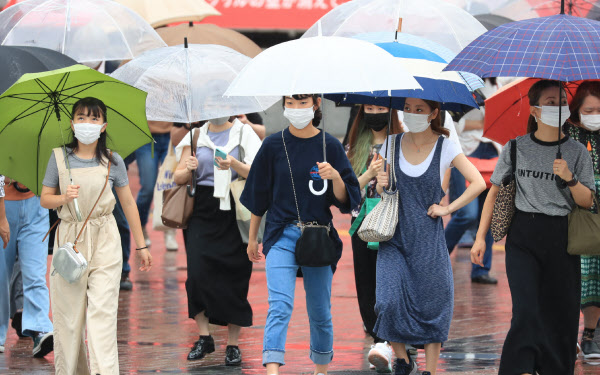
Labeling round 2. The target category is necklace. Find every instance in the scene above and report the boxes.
[409,133,437,153]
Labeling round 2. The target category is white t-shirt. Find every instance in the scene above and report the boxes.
[380,133,462,184]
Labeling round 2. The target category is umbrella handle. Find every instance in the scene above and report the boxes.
[187,171,197,197]
[73,197,83,222]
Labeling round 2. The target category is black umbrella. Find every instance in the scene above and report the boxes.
[474,14,514,31]
[0,45,77,94]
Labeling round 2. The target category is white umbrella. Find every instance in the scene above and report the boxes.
[111,43,278,123]
[302,0,487,55]
[114,0,221,28]
[225,34,420,195]
[0,0,166,63]
[224,36,421,97]
[441,0,512,15]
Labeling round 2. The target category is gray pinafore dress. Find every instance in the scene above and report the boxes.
[373,134,454,345]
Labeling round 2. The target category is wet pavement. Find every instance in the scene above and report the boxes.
[2,167,600,374]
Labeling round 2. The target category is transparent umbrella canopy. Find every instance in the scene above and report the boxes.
[302,0,488,55]
[0,0,166,63]
[111,43,278,123]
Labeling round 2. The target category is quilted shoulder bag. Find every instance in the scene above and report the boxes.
[491,139,517,242]
[47,153,112,283]
[281,131,336,267]
[357,134,399,243]
[161,129,200,229]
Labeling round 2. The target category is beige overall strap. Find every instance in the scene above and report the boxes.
[73,152,113,249]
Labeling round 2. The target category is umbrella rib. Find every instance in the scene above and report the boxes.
[99,6,135,59]
[0,101,54,137]
[1,95,53,104]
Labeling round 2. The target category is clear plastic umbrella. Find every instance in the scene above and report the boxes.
[442,0,512,15]
[0,0,166,63]
[111,42,278,123]
[302,0,487,55]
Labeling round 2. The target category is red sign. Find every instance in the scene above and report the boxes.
[206,0,350,30]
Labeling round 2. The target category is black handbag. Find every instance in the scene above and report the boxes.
[281,131,337,267]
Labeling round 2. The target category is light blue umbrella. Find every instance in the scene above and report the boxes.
[354,31,484,91]
[326,37,479,111]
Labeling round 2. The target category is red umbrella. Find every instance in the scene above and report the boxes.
[483,78,586,145]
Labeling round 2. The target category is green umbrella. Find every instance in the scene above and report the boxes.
[0,64,152,196]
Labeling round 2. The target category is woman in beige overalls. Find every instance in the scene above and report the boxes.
[40,97,152,374]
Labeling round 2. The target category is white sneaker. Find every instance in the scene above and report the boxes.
[368,342,393,373]
[164,229,178,251]
[142,227,152,247]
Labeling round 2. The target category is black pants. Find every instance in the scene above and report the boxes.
[499,211,580,375]
[351,218,384,343]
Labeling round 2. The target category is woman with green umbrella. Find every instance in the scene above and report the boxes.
[40,97,152,375]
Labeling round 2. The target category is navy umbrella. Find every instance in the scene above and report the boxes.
[0,45,77,94]
[445,3,600,186]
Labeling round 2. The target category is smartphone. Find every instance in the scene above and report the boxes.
[214,147,228,167]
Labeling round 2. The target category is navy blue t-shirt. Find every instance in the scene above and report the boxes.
[240,128,361,270]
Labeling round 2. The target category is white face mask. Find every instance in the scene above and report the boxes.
[73,122,104,145]
[284,107,314,130]
[535,105,570,128]
[209,116,229,126]
[403,112,431,133]
[580,113,600,131]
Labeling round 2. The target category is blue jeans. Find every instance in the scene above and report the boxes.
[445,142,497,278]
[263,225,334,366]
[135,133,171,227]
[0,197,53,343]
[112,187,131,274]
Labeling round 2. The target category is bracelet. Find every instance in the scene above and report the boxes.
[136,246,148,251]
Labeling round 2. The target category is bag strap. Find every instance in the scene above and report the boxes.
[73,152,113,247]
[510,139,517,176]
[281,131,302,224]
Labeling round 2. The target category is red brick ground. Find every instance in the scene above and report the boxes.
[1,164,599,374]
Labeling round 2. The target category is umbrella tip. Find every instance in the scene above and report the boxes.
[184,37,188,48]
[189,21,194,27]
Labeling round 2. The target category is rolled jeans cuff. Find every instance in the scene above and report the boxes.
[263,350,285,366]
[310,347,333,365]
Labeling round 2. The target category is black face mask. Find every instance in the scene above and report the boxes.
[364,112,390,131]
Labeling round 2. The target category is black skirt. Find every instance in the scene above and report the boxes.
[183,185,253,327]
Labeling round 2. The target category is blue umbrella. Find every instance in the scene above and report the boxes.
[444,14,600,81]
[354,31,484,91]
[326,40,479,111]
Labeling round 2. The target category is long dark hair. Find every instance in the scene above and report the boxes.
[347,105,403,175]
[568,81,600,126]
[68,97,117,166]
[527,80,566,133]
[281,94,322,127]
[422,99,449,137]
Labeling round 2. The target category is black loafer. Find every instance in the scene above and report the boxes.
[187,335,215,361]
[471,275,498,284]
[225,345,242,366]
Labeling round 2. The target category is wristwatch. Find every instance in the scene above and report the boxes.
[567,174,579,187]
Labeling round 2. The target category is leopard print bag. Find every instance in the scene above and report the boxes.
[491,139,517,242]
